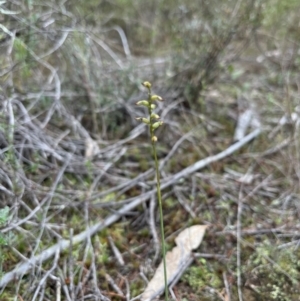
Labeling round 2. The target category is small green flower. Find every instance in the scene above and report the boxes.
[142,81,152,89]
[151,95,163,101]
[151,113,160,119]
[136,100,150,106]
[152,121,163,129]
[136,117,150,124]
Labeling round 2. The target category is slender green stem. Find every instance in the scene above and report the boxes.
[147,88,168,301]
[152,140,168,301]
[137,82,168,300]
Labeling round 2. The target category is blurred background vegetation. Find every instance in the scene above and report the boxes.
[1,0,300,300]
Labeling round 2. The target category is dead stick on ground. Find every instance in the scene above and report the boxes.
[0,128,262,288]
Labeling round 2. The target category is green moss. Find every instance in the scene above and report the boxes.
[165,197,176,209]
[244,243,300,301]
[139,228,150,238]
[183,259,222,292]
[0,291,15,301]
[130,279,145,297]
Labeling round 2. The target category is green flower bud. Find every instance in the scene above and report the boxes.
[136,100,149,106]
[152,136,158,142]
[142,81,151,89]
[136,117,150,124]
[152,121,163,129]
[151,113,160,119]
[150,104,156,110]
[151,95,163,101]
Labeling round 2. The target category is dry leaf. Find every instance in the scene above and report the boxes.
[141,225,207,301]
